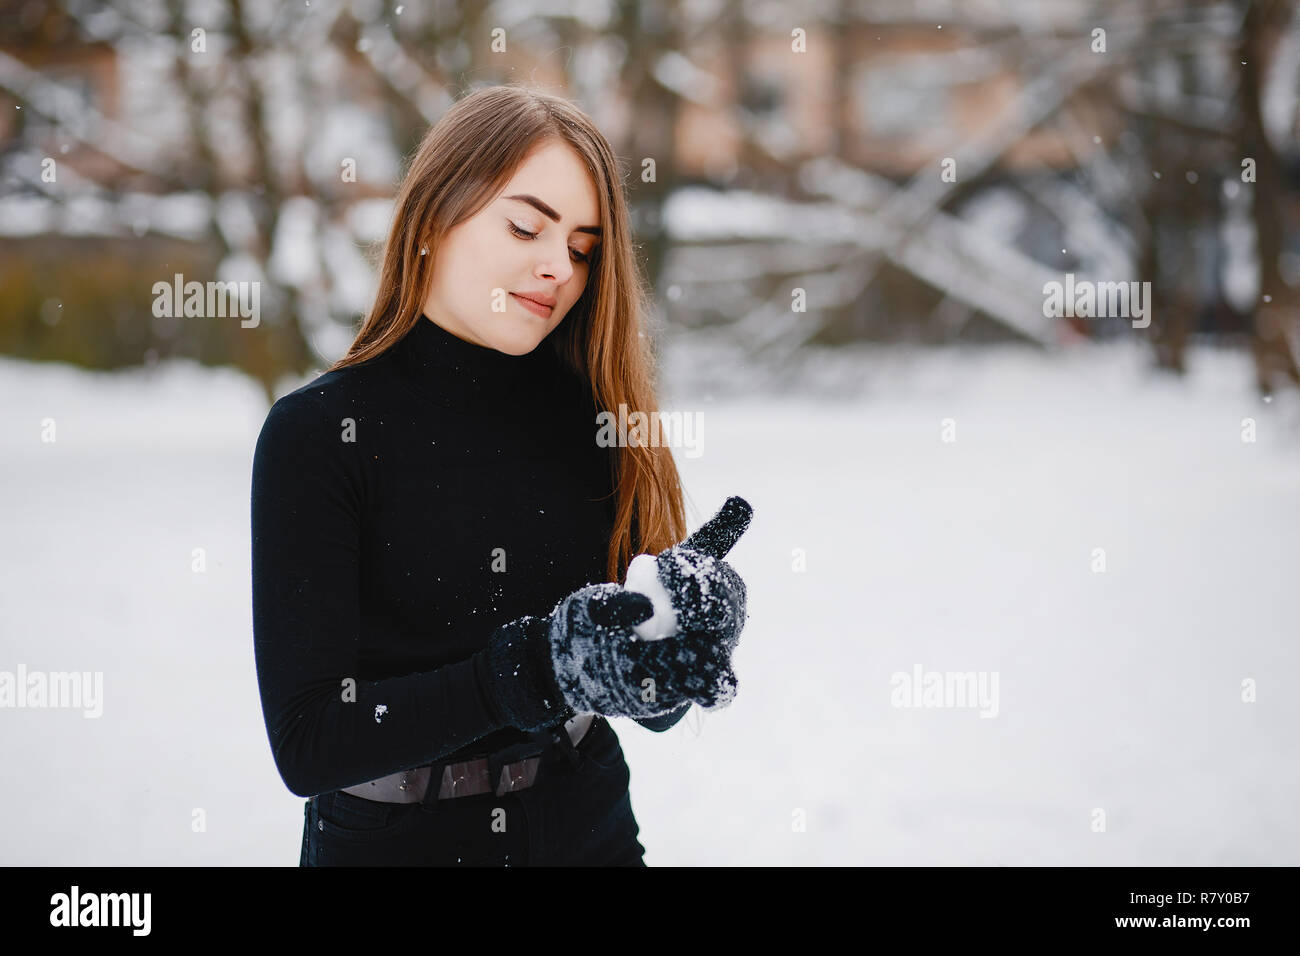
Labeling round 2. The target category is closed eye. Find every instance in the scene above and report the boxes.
[508,221,590,263]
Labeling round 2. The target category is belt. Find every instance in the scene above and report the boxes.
[339,713,598,805]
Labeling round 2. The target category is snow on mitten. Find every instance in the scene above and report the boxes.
[623,552,679,639]
[481,582,738,732]
[650,496,751,652]
[546,582,740,717]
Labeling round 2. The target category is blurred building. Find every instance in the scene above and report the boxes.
[2,0,1299,392]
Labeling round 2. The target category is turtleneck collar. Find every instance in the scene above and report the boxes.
[393,314,564,411]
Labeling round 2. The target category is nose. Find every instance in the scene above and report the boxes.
[535,239,574,286]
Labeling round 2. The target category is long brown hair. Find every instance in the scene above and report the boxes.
[326,84,686,582]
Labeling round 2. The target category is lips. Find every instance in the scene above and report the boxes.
[511,293,554,317]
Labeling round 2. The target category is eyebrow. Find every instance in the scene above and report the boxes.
[505,194,602,236]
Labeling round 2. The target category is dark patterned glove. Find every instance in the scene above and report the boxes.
[546,582,740,719]
[653,496,752,653]
[480,497,754,732]
[630,497,754,732]
[480,581,736,732]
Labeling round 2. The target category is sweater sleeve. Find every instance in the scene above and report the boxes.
[631,702,691,733]
[251,390,510,798]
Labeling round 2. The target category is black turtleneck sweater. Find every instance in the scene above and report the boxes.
[251,315,680,799]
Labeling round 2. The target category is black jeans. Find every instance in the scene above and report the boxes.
[299,715,647,866]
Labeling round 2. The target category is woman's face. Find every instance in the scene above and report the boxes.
[422,139,603,355]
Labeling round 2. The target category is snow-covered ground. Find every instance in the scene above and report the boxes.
[2,338,1297,865]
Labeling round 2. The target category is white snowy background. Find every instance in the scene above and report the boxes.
[3,336,1298,865]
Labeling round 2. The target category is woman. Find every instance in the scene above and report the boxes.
[250,85,752,866]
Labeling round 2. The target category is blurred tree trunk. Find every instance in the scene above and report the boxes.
[615,0,681,298]
[828,0,853,162]
[1240,0,1300,395]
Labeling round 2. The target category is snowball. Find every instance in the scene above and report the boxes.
[623,553,678,640]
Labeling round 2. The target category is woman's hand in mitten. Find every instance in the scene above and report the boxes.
[480,582,737,733]
[653,496,752,653]
[546,583,739,718]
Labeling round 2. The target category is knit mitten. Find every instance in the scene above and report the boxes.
[479,612,577,733]
[480,580,739,731]
[653,496,752,653]
[480,497,754,732]
[546,581,740,718]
